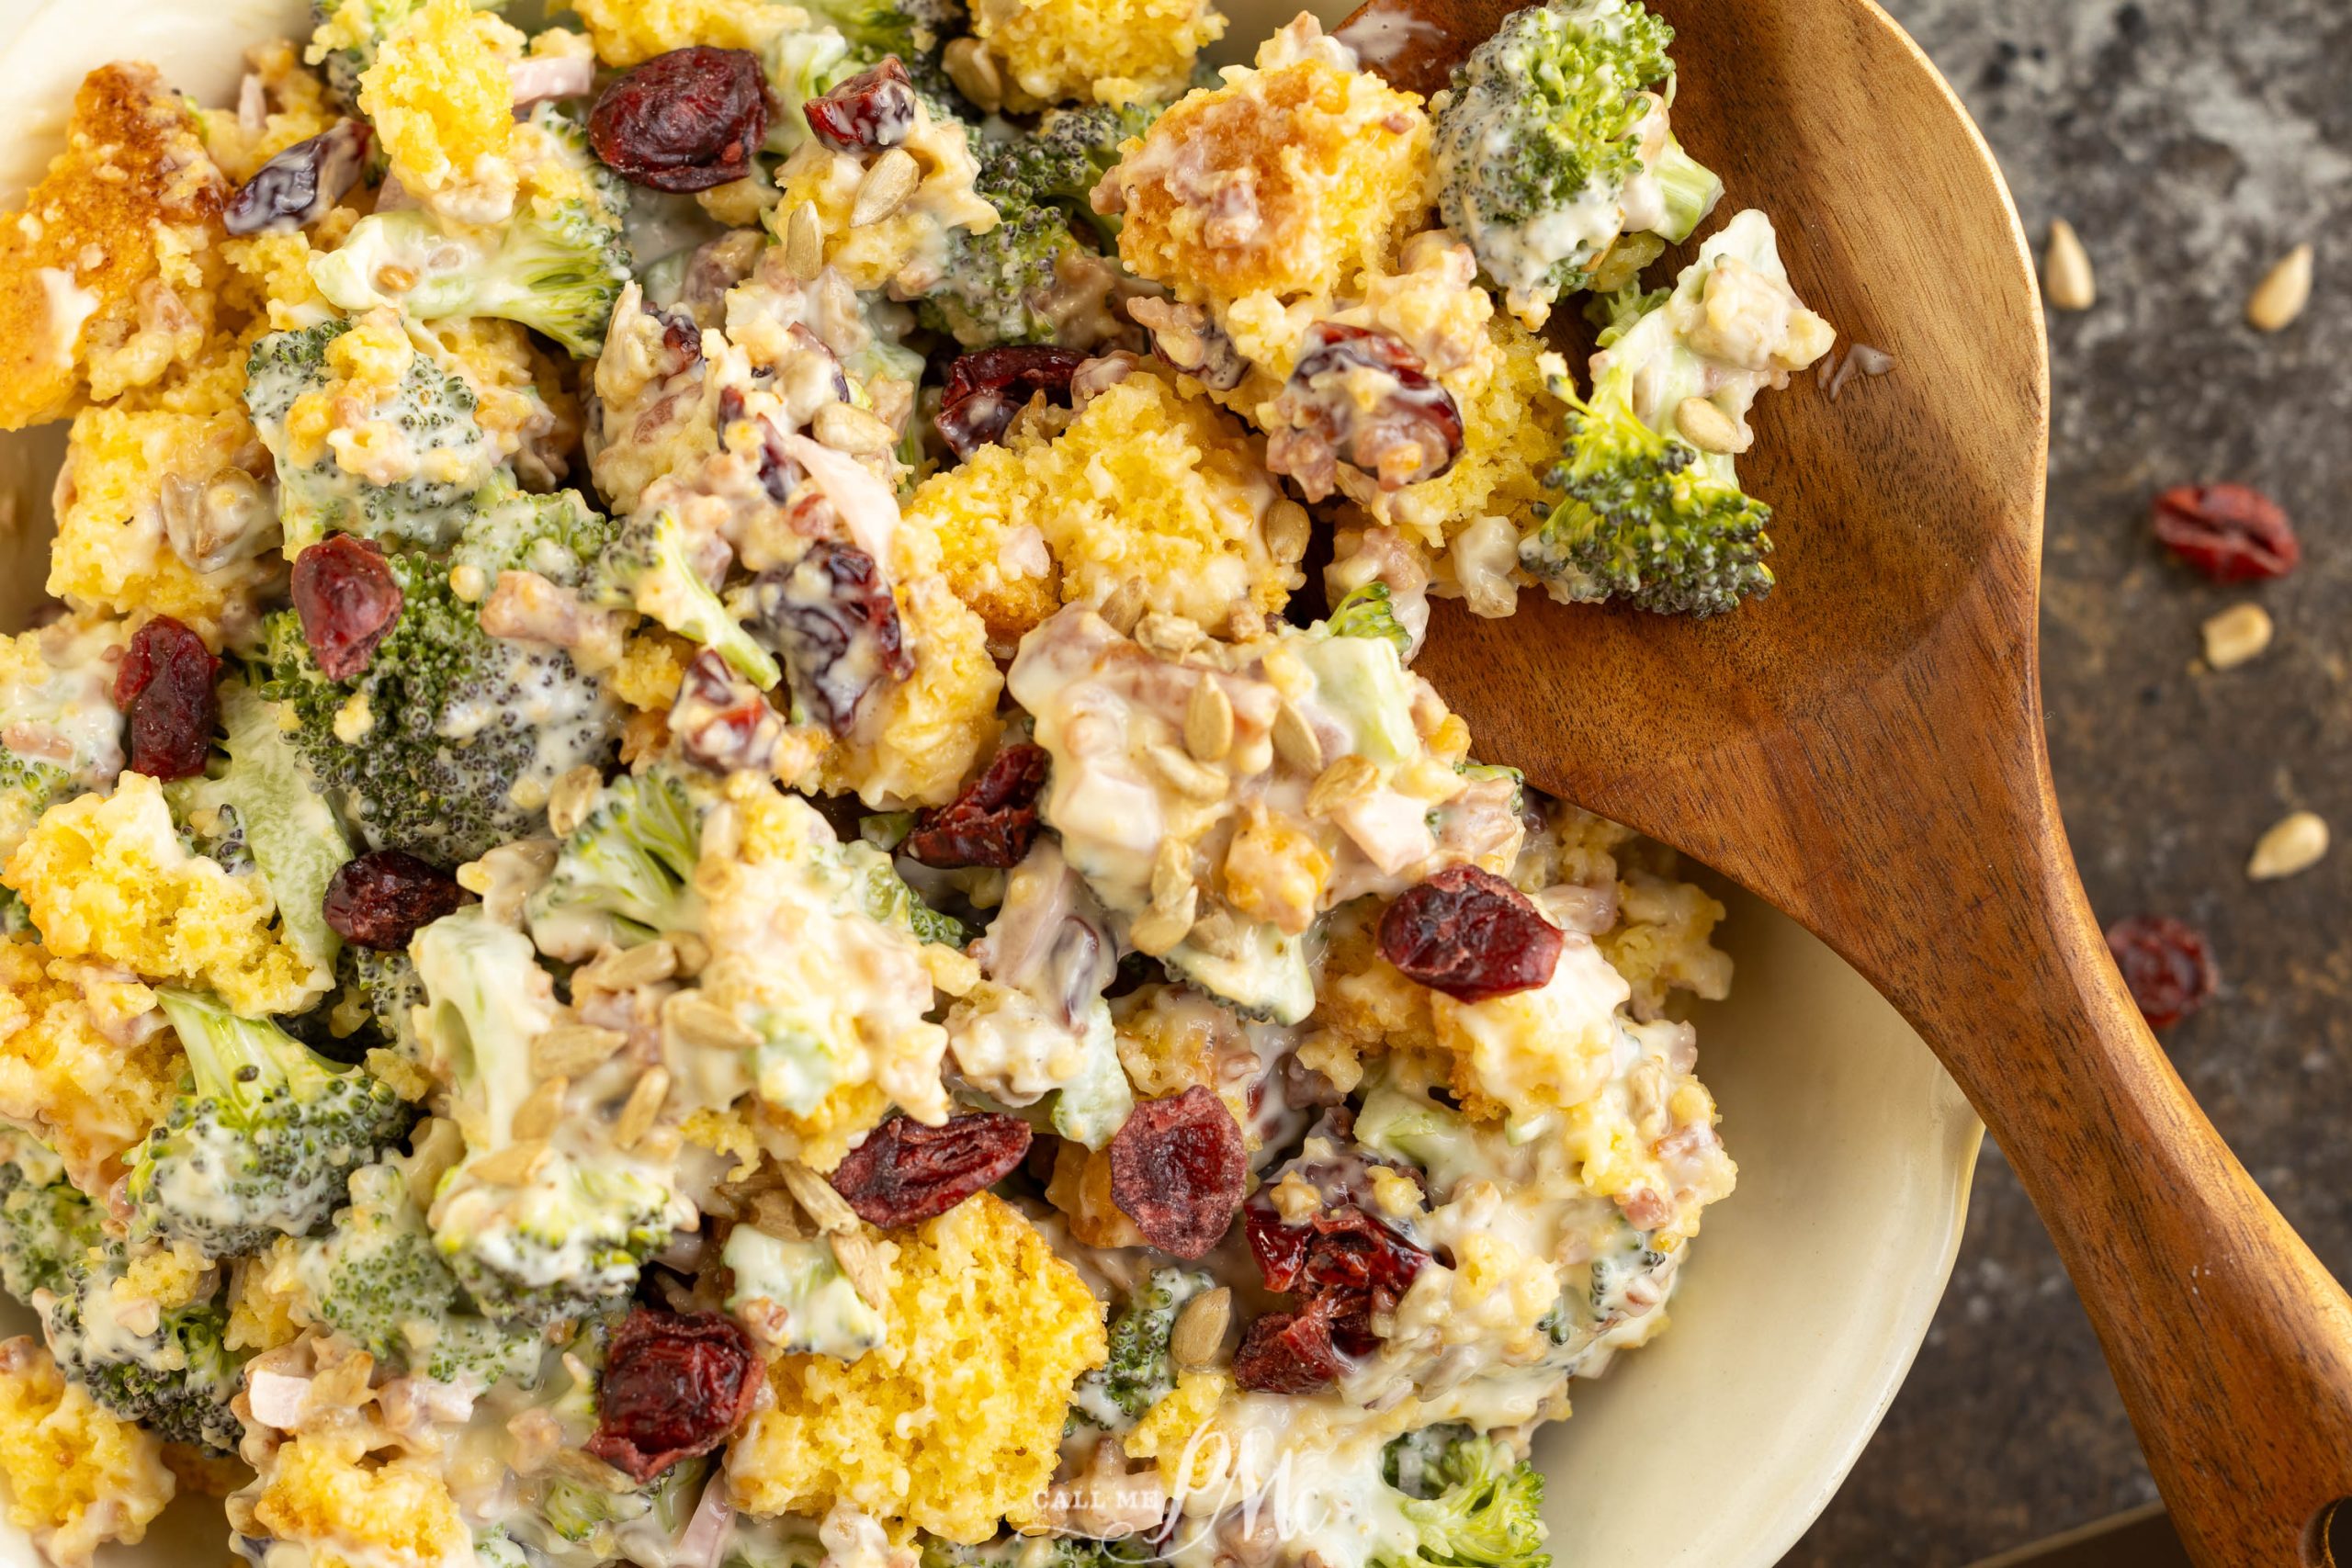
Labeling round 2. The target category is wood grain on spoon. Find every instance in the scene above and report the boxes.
[1340,0,2352,1562]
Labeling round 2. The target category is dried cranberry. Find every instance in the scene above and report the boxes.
[1107,1086,1247,1258]
[589,48,770,194]
[1245,1200,1430,1357]
[829,1112,1032,1228]
[2107,915,2219,1031]
[113,616,219,781]
[2152,483,2301,582]
[1265,324,1463,502]
[935,346,1090,459]
[803,57,919,153]
[585,1309,763,1483]
[1377,864,1564,1003]
[291,535,403,682]
[1232,1298,1347,1393]
[716,387,803,502]
[904,743,1051,868]
[670,648,783,773]
[322,851,472,952]
[224,120,371,235]
[746,542,913,733]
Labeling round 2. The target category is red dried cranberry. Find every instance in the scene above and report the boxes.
[2152,483,2301,582]
[224,120,371,235]
[586,1309,763,1483]
[803,57,918,153]
[2107,915,2219,1030]
[1232,1298,1347,1393]
[590,48,770,194]
[935,346,1090,459]
[1107,1086,1247,1258]
[1377,864,1564,1003]
[1245,1200,1430,1357]
[746,542,913,733]
[828,1112,1032,1228]
[113,616,220,781]
[1244,1201,1312,1292]
[292,535,403,682]
[904,743,1051,868]
[1264,324,1463,502]
[322,850,472,952]
[670,648,783,773]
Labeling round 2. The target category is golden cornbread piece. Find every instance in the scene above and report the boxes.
[1105,22,1430,307]
[0,938,179,1199]
[728,1192,1108,1542]
[0,1337,175,1568]
[972,0,1226,109]
[0,62,230,431]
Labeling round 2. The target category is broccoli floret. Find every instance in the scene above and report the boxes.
[1519,217,1809,617]
[311,107,631,357]
[415,908,689,1326]
[526,767,708,962]
[921,198,1084,349]
[1070,1267,1210,1427]
[244,321,496,554]
[0,1135,102,1306]
[126,989,414,1259]
[171,682,353,987]
[452,480,618,593]
[296,1162,543,1388]
[721,1227,887,1361]
[262,549,620,863]
[1319,581,1413,657]
[980,103,1157,246]
[845,838,971,948]
[42,1240,243,1451]
[594,511,781,691]
[1432,0,1718,321]
[1378,1429,1549,1568]
[351,946,426,1060]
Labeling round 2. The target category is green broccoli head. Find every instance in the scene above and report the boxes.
[43,1240,244,1451]
[244,321,497,554]
[309,0,513,105]
[526,767,708,962]
[980,102,1157,246]
[1433,0,1713,317]
[350,945,427,1062]
[1380,1428,1550,1568]
[413,908,688,1327]
[299,1162,543,1388]
[0,1135,102,1307]
[262,548,620,863]
[1319,582,1413,657]
[311,108,631,358]
[1071,1267,1210,1426]
[921,197,1085,350]
[594,511,781,691]
[1519,351,1772,618]
[126,989,415,1259]
[451,480,618,595]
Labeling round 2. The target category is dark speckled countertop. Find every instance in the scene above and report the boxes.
[1782,0,2351,1562]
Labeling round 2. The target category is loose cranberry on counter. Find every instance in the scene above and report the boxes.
[589,48,769,194]
[2107,914,2218,1030]
[113,616,220,781]
[2152,483,2300,582]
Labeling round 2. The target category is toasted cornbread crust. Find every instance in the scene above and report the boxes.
[0,63,229,432]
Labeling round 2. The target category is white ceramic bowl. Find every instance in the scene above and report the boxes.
[0,2,1984,1563]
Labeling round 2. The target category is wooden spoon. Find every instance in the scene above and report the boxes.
[1340,0,2352,1561]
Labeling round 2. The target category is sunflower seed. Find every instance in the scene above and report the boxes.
[2247,243,2313,333]
[779,1160,861,1234]
[851,149,920,228]
[615,1066,673,1149]
[2044,219,2094,310]
[2248,810,2330,881]
[1184,680,1234,762]
[1170,1286,1233,1370]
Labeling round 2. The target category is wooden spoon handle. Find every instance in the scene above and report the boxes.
[1883,857,2352,1566]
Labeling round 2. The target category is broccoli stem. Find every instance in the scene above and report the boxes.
[1646,134,1723,244]
[156,988,340,1121]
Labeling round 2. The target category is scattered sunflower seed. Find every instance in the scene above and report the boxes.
[2199,603,2274,671]
[2044,219,2095,311]
[2247,810,2329,881]
[2246,243,2313,333]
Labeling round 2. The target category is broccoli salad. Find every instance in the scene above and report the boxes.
[0,0,1804,1564]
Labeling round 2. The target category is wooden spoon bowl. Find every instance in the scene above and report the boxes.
[1348,0,2352,1562]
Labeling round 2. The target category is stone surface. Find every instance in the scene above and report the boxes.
[1786,0,2352,1562]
